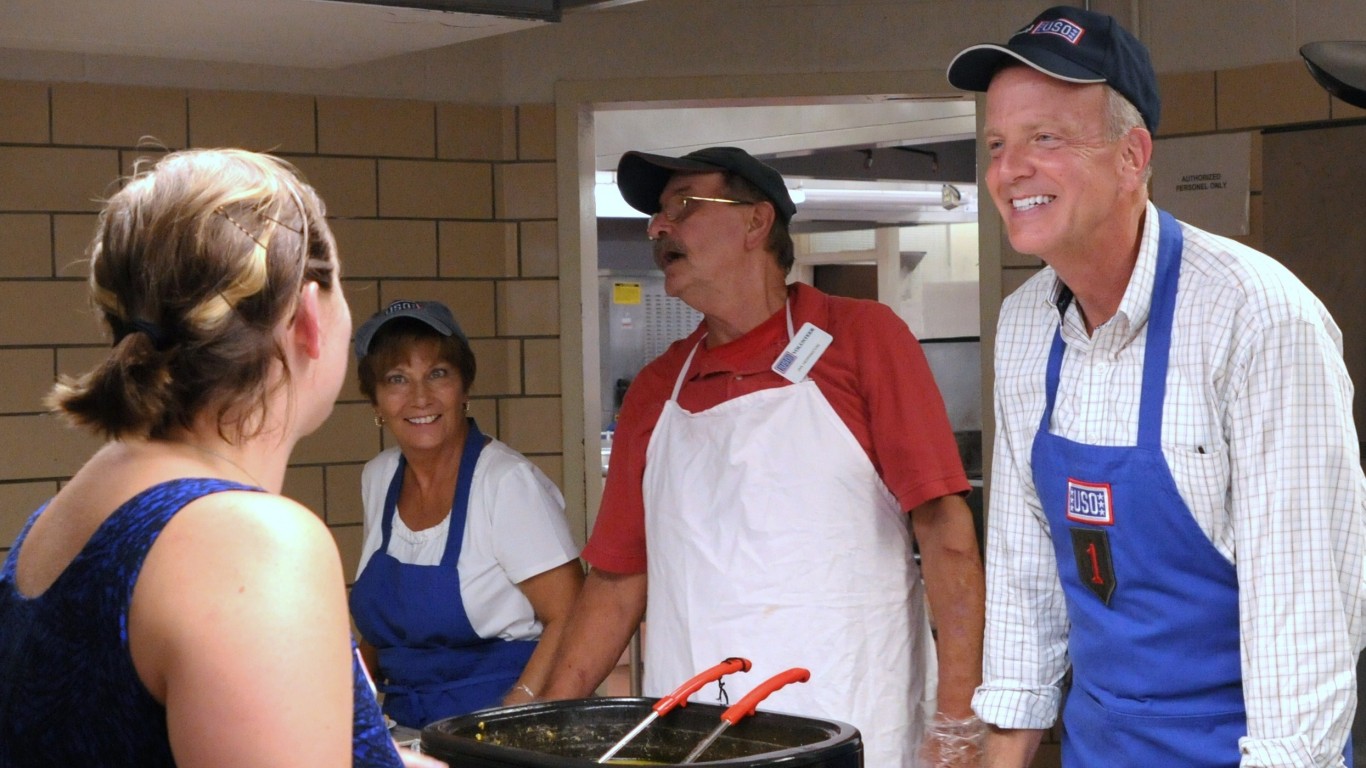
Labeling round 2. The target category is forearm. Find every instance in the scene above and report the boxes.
[540,569,646,700]
[925,557,985,717]
[504,615,568,704]
[912,494,986,717]
[984,726,1046,768]
[974,418,1069,730]
[504,560,585,704]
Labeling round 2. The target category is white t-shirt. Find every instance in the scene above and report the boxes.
[355,441,580,642]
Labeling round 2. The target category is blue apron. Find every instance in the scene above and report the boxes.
[349,419,536,729]
[1034,211,1244,766]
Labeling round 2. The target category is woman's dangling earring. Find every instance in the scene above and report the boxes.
[373,413,385,427]
[463,401,470,415]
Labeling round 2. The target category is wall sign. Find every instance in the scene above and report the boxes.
[1151,132,1252,237]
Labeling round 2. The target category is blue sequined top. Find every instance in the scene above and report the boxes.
[0,478,403,767]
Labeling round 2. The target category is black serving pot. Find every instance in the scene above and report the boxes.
[421,696,862,767]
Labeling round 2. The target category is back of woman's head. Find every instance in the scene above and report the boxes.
[48,148,339,441]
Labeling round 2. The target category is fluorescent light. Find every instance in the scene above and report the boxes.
[595,172,645,218]
[594,172,976,223]
[796,187,943,209]
[789,179,978,222]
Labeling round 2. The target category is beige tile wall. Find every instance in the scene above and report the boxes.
[0,80,560,582]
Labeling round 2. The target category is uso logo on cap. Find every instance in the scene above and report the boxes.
[384,300,424,315]
[1066,478,1113,525]
[1027,18,1086,45]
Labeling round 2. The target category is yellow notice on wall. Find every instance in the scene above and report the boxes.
[613,282,642,305]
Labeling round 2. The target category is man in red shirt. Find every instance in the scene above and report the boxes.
[543,146,984,768]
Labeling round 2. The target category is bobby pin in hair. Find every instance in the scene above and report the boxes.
[214,206,269,250]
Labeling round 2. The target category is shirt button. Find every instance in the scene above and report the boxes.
[735,375,744,381]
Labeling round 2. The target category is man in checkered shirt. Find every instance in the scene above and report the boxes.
[949,6,1366,767]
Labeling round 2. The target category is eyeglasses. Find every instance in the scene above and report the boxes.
[647,194,756,234]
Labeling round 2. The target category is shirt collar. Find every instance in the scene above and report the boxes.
[1045,200,1162,345]
[1110,200,1163,345]
[688,283,824,379]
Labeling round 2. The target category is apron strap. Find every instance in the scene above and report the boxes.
[667,298,797,402]
[1136,210,1184,449]
[669,340,704,403]
[440,418,487,569]
[379,454,405,551]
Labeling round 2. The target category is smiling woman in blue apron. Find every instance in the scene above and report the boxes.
[349,300,583,729]
[948,7,1366,767]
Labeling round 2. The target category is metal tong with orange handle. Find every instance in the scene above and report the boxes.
[596,657,752,763]
[680,667,811,764]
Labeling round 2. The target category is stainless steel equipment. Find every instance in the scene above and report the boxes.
[598,271,702,432]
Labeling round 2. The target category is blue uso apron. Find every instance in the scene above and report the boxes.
[350,419,536,728]
[1034,210,1247,766]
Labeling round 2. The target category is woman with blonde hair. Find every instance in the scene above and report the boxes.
[0,149,440,767]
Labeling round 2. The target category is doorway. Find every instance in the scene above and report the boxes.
[554,71,1000,539]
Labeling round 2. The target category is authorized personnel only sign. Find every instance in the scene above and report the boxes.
[1152,132,1252,237]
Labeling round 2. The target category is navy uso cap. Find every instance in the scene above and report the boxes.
[616,146,797,224]
[946,5,1160,134]
[354,299,467,359]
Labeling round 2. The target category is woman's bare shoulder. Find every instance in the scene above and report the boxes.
[130,485,348,702]
[158,489,339,575]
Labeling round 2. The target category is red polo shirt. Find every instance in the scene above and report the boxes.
[583,282,969,574]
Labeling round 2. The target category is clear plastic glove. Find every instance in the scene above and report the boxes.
[919,714,985,767]
[397,745,447,768]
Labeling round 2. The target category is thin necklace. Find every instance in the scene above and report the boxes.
[176,441,266,489]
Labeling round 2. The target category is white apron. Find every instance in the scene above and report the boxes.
[642,307,933,768]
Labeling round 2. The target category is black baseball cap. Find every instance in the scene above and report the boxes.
[616,146,797,224]
[946,5,1160,134]
[354,299,467,359]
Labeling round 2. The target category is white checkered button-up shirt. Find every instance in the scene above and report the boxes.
[976,201,1366,767]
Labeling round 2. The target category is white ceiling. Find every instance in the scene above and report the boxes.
[0,0,640,69]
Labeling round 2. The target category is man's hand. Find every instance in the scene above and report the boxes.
[920,713,985,767]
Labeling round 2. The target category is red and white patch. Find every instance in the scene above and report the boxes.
[1066,478,1113,525]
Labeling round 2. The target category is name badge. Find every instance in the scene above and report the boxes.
[772,322,833,383]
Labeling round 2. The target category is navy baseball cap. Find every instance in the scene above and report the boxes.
[616,146,797,224]
[354,299,467,359]
[947,6,1160,134]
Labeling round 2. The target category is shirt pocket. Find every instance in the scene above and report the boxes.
[1166,441,1233,560]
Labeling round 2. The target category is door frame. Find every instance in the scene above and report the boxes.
[553,71,1003,539]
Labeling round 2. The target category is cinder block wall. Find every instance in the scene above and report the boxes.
[0,80,564,581]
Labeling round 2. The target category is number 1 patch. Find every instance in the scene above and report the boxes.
[1069,527,1116,605]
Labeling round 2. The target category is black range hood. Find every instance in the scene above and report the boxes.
[1300,41,1366,109]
